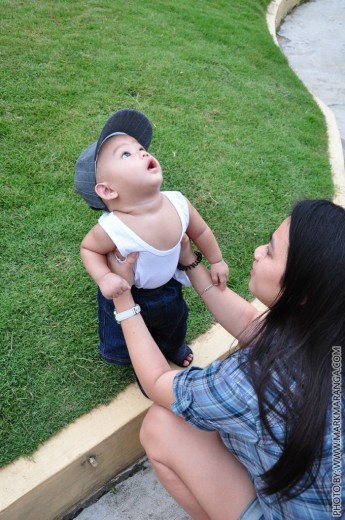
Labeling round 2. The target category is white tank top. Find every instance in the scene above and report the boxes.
[98,191,191,289]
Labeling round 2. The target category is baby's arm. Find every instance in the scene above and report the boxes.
[185,199,229,289]
[81,224,131,299]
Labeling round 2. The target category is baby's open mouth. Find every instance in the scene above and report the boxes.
[148,158,157,170]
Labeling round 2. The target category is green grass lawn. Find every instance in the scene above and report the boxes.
[0,0,333,467]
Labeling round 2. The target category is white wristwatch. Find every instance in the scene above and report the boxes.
[114,304,141,324]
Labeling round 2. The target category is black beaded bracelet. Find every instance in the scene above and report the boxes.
[177,251,203,271]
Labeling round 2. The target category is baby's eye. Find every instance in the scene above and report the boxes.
[266,245,271,257]
[121,151,131,159]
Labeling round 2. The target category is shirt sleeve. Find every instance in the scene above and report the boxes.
[171,350,258,442]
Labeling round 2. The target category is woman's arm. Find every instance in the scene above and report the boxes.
[109,253,178,406]
[179,236,260,340]
[107,240,260,406]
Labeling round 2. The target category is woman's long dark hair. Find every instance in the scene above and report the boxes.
[245,199,345,499]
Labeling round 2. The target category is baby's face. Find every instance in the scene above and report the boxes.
[96,135,162,192]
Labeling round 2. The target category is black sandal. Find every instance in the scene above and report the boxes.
[165,343,193,367]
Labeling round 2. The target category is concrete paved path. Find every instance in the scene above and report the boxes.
[73,1,345,518]
[75,459,189,520]
[278,0,345,149]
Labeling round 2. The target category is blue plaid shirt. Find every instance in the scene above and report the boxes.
[172,348,343,519]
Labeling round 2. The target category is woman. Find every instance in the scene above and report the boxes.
[110,199,345,519]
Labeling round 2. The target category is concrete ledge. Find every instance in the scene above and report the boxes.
[0,322,243,520]
[266,0,303,45]
[1,1,345,519]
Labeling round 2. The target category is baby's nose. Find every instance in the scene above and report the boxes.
[139,149,149,157]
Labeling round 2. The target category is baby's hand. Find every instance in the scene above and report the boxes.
[99,272,131,300]
[210,260,229,290]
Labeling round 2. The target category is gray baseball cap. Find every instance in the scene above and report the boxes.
[75,108,153,210]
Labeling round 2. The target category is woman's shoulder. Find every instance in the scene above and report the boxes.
[175,347,257,409]
[172,348,260,439]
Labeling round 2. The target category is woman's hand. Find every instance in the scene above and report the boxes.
[106,250,138,288]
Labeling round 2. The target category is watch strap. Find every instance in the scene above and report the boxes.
[114,304,141,324]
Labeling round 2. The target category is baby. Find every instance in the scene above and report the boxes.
[75,108,228,368]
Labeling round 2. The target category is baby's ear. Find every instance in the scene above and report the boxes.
[95,182,118,201]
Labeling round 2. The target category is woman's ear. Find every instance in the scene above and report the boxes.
[95,182,118,201]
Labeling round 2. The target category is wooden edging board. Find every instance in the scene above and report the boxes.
[1,1,344,519]
[0,321,243,520]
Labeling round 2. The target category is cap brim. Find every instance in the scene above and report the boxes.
[95,108,153,160]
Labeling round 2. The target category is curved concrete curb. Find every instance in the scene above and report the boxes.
[1,2,344,519]
[0,321,245,520]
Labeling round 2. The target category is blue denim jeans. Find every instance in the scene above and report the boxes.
[97,278,189,366]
